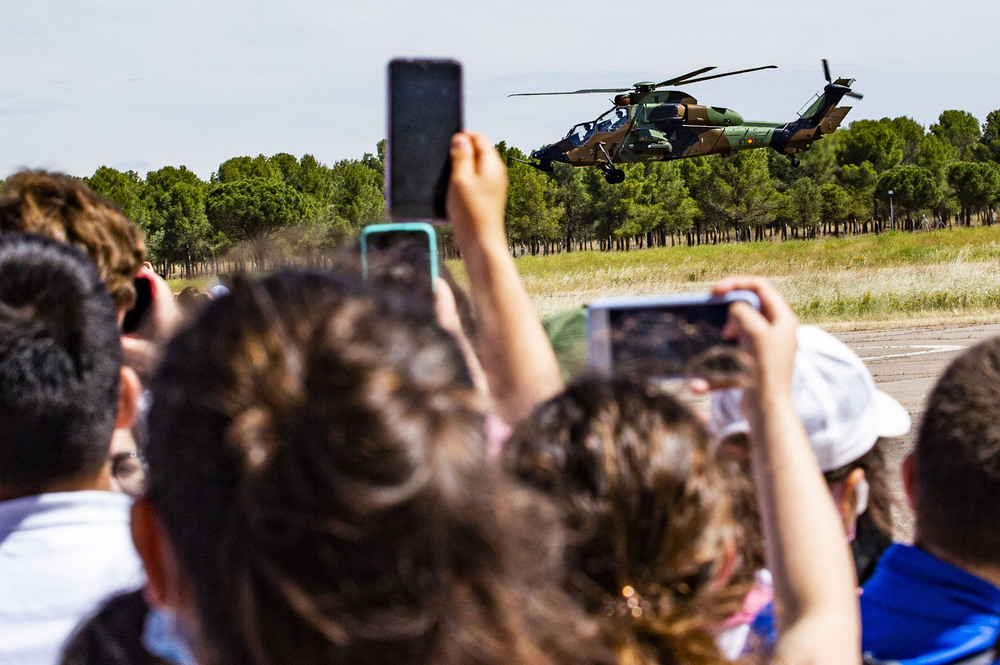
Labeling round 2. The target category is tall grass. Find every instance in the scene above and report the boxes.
[447,226,1000,328]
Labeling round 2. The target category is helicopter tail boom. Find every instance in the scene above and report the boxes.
[770,77,857,155]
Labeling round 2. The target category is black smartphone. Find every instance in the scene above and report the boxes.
[386,58,463,221]
[587,292,761,379]
[360,222,439,295]
[122,275,154,334]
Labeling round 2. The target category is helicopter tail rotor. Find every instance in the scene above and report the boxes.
[822,59,863,99]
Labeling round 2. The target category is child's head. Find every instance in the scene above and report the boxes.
[504,377,748,665]
[139,270,611,665]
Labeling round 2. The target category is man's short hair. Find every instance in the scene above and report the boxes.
[0,171,145,311]
[913,336,1000,566]
[0,233,123,492]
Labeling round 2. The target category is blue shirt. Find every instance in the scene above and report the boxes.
[861,543,1000,665]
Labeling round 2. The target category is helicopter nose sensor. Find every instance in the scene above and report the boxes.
[532,144,568,164]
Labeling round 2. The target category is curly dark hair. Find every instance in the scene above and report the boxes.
[0,171,145,311]
[503,377,751,665]
[146,270,613,665]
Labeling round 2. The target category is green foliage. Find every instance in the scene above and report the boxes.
[287,154,333,200]
[85,166,151,230]
[643,162,699,236]
[876,165,940,222]
[206,177,316,244]
[720,151,780,232]
[947,162,1000,223]
[327,158,386,233]
[837,119,903,173]
[213,155,282,183]
[820,182,851,226]
[915,134,959,185]
[980,109,1000,162]
[783,177,821,232]
[835,162,876,222]
[888,116,926,165]
[930,110,981,157]
[78,104,1000,273]
[505,151,562,247]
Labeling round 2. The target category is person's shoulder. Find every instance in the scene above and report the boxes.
[62,590,168,665]
[542,307,587,378]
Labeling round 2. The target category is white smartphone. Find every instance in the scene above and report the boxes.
[587,291,761,379]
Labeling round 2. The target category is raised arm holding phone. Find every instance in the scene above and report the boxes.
[714,276,861,665]
[446,131,565,427]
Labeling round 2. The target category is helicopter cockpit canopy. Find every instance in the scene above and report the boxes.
[565,107,630,146]
[567,122,595,146]
[596,107,630,133]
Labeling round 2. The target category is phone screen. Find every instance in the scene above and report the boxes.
[606,303,736,378]
[588,293,759,379]
[387,59,462,220]
[361,223,439,297]
[122,275,154,334]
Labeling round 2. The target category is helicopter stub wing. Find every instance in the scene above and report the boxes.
[819,106,852,134]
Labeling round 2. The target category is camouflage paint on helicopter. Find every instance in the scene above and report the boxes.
[513,61,861,184]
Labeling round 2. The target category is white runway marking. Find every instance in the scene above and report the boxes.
[855,344,965,361]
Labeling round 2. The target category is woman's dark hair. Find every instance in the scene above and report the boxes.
[146,270,611,665]
[823,439,893,583]
[175,285,211,317]
[822,438,892,537]
[502,377,750,665]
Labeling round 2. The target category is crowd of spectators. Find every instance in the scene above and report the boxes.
[0,130,997,665]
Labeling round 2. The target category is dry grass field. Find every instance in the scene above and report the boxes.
[444,225,1000,329]
[170,225,1000,330]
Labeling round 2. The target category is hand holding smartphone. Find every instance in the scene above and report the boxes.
[587,291,761,380]
[386,58,463,221]
[122,275,154,334]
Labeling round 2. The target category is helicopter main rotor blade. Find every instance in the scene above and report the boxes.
[671,64,778,86]
[653,66,716,88]
[823,59,832,83]
[508,87,630,97]
[845,90,864,99]
[509,63,777,97]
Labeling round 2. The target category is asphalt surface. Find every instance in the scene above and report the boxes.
[833,323,1000,541]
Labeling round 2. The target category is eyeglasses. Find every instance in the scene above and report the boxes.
[110,450,147,497]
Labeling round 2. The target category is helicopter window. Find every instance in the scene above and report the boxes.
[596,107,630,133]
[567,122,596,146]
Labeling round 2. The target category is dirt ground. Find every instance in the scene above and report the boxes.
[832,322,1000,541]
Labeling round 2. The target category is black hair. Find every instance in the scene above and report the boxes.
[0,232,121,491]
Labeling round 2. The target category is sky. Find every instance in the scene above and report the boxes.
[3,0,998,181]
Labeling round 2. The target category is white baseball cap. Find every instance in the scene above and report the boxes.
[708,325,911,472]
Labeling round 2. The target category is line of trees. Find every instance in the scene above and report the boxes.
[77,147,385,277]
[501,108,1000,254]
[8,108,997,277]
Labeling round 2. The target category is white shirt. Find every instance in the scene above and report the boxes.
[0,491,145,665]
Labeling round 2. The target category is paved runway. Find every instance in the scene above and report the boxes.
[833,323,1000,540]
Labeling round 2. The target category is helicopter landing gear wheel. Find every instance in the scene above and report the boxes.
[790,156,800,168]
[604,167,626,184]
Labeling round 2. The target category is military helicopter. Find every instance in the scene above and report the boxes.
[510,60,862,184]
